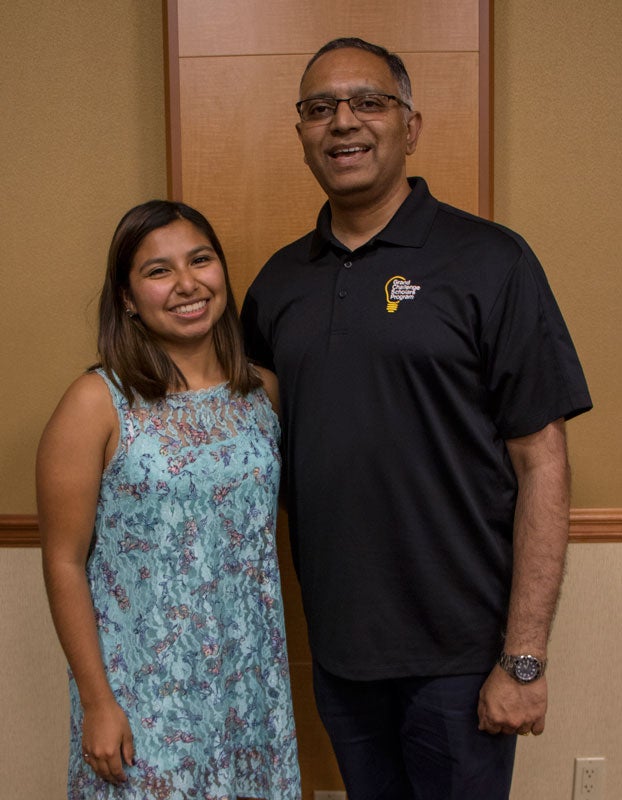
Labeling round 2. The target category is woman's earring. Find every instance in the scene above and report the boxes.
[125,307,137,318]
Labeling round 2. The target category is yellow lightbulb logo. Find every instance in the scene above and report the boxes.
[385,275,406,313]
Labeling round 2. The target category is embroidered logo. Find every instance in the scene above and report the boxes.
[384,275,421,313]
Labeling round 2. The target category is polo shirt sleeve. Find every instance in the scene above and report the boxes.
[240,287,276,372]
[481,246,592,439]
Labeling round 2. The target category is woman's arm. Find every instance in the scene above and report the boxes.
[37,372,134,783]
[254,366,288,509]
[255,366,280,418]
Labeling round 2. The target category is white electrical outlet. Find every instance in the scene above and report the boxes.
[572,757,606,800]
[313,792,347,800]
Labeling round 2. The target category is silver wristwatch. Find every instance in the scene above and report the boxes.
[498,651,547,684]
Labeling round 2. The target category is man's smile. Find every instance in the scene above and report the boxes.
[328,144,372,159]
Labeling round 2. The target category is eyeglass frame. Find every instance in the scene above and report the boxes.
[295,93,412,124]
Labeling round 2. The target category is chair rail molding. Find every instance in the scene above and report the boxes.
[1,510,621,547]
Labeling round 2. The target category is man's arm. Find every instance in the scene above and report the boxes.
[477,418,570,735]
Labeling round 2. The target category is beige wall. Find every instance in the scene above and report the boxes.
[0,1,167,516]
[494,0,621,510]
[0,1,620,798]
[494,2,622,796]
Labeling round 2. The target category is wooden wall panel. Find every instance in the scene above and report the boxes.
[177,0,480,56]
[178,54,325,303]
[167,2,490,795]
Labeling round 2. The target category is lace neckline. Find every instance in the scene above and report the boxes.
[166,381,229,398]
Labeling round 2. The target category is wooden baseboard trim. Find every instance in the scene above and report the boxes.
[1,510,621,547]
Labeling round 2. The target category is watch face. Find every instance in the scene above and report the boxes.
[515,655,539,682]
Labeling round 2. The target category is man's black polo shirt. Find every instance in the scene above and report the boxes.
[241,177,592,680]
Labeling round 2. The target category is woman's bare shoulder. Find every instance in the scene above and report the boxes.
[41,371,116,445]
[253,366,279,417]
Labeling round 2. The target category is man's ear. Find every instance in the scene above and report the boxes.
[405,111,423,155]
[295,123,308,164]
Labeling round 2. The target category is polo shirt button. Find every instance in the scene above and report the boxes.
[343,261,352,269]
[338,289,347,299]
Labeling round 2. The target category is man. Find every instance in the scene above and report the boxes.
[241,37,592,799]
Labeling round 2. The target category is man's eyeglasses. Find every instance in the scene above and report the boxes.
[296,93,412,125]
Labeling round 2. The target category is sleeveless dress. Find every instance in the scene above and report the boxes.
[67,371,301,800]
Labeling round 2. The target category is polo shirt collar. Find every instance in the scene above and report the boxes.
[309,177,439,259]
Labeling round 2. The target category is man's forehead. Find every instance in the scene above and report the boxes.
[299,48,396,96]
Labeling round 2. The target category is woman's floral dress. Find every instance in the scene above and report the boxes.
[67,371,301,800]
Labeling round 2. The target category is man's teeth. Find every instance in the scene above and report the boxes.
[174,300,207,314]
[333,146,367,155]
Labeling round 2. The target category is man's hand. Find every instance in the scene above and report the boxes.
[477,665,547,736]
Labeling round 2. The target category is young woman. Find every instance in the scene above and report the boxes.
[38,201,301,800]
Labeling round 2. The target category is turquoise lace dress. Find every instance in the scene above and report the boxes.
[67,371,300,800]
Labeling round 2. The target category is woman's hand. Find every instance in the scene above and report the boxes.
[82,698,135,784]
